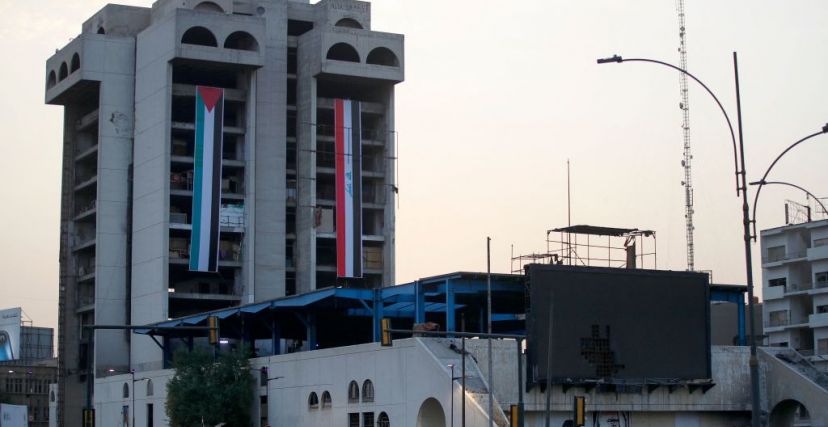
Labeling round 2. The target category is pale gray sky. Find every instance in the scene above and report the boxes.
[1,0,826,330]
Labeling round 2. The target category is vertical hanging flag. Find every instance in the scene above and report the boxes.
[189,86,224,272]
[335,99,363,278]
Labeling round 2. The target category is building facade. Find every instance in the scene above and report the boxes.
[760,218,828,370]
[0,360,58,427]
[44,0,403,424]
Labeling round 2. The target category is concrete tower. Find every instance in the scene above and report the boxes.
[45,0,403,423]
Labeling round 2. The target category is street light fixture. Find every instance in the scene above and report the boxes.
[749,124,828,238]
[597,51,761,427]
[749,180,828,220]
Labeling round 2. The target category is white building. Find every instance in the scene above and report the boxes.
[760,218,828,370]
[94,338,828,427]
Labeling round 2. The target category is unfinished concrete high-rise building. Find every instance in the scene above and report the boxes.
[44,0,403,423]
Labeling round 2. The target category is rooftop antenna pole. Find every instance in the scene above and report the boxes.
[486,237,494,427]
[567,160,572,265]
[677,0,696,271]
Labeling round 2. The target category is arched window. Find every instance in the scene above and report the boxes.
[146,379,154,397]
[47,71,57,89]
[347,380,359,403]
[70,53,80,72]
[224,31,259,52]
[308,392,319,409]
[58,62,68,81]
[50,390,56,402]
[335,18,363,29]
[361,379,374,403]
[377,412,390,427]
[194,1,224,13]
[321,390,332,408]
[122,383,130,399]
[181,26,218,47]
[97,27,106,35]
[366,47,398,67]
[326,43,359,63]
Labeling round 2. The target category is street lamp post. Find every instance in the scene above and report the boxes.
[749,124,828,237]
[597,52,762,427]
[448,364,456,427]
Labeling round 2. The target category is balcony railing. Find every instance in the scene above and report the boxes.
[786,282,813,292]
[763,250,807,263]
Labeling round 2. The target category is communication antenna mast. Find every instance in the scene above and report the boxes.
[677,0,695,271]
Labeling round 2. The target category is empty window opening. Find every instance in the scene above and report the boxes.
[59,62,69,80]
[70,53,81,72]
[122,383,130,399]
[348,413,360,427]
[224,31,259,52]
[335,18,363,29]
[146,379,154,396]
[362,412,374,427]
[287,19,313,36]
[366,47,398,67]
[348,380,360,403]
[326,43,360,63]
[97,27,106,34]
[194,1,224,13]
[181,26,218,47]
[361,380,374,403]
[47,71,57,89]
[321,390,332,408]
[768,278,787,288]
[308,392,319,409]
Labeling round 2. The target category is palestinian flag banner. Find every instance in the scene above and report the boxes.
[189,86,224,272]
[335,99,363,278]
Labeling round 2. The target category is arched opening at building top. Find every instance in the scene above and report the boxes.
[181,26,218,47]
[366,47,399,67]
[335,18,363,29]
[224,31,259,52]
[326,43,359,63]
[58,62,69,81]
[70,53,80,72]
[97,27,106,34]
[194,1,224,13]
[47,71,57,89]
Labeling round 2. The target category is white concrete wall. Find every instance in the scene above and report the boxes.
[95,369,173,427]
[131,11,176,372]
[98,340,761,427]
[261,339,472,427]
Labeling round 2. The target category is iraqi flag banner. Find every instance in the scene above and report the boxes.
[335,99,363,278]
[189,86,224,272]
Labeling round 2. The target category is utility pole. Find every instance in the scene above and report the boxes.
[486,237,494,427]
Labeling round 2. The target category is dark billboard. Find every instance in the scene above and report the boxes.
[526,265,711,385]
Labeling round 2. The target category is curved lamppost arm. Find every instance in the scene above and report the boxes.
[750,180,828,226]
[597,55,741,194]
[750,126,828,238]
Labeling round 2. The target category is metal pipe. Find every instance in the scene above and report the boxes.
[462,337,466,427]
[486,236,494,427]
[732,51,762,427]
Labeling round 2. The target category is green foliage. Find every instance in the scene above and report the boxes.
[165,347,254,427]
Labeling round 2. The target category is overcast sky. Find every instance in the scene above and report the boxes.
[1,0,826,330]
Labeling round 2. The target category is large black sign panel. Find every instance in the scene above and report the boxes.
[526,265,711,384]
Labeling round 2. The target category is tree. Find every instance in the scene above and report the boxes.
[166,347,254,427]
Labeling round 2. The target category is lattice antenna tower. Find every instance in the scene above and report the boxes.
[677,0,695,271]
